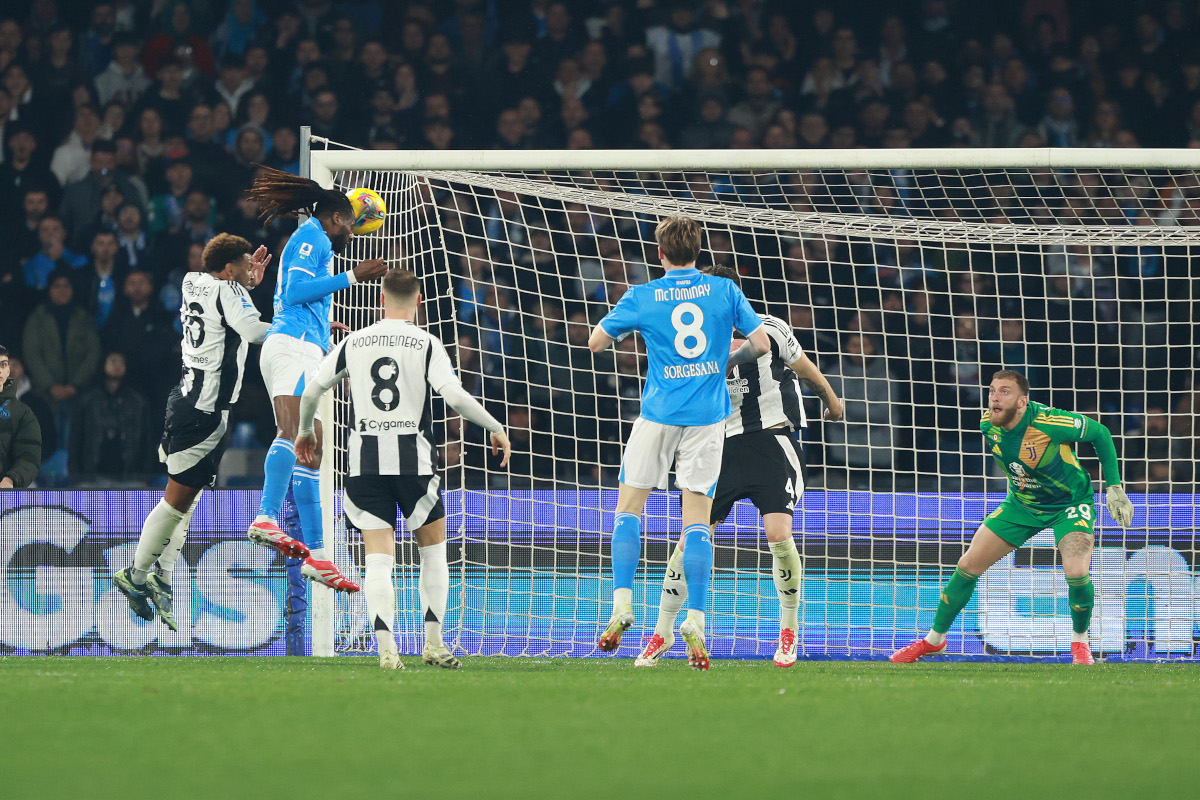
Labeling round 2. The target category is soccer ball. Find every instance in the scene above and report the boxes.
[346,187,386,235]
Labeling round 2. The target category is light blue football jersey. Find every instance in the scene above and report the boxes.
[268,217,351,353]
[599,267,762,426]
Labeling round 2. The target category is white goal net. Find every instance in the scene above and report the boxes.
[313,146,1200,662]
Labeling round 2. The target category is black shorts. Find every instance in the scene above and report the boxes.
[344,473,447,532]
[158,394,229,489]
[710,428,806,525]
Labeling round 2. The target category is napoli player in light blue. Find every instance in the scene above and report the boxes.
[243,167,387,592]
[588,216,769,669]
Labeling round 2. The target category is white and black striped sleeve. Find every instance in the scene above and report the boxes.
[761,316,804,364]
[219,282,271,343]
[425,338,459,395]
[298,338,349,436]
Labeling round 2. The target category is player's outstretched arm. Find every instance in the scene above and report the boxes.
[789,353,845,421]
[295,343,348,466]
[439,382,510,467]
[283,258,388,306]
[1076,416,1133,527]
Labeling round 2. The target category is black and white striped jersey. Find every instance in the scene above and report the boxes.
[725,313,807,437]
[175,272,270,413]
[313,319,459,477]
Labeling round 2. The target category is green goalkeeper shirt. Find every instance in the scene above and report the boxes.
[980,401,1122,513]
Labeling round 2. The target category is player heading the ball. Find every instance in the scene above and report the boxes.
[293,269,511,670]
[890,370,1134,666]
[588,215,769,670]
[243,167,388,593]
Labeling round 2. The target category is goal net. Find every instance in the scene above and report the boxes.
[312,146,1199,662]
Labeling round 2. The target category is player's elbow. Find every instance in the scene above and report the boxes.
[749,329,770,357]
[587,328,609,353]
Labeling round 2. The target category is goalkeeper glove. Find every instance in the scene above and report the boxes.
[1105,485,1134,528]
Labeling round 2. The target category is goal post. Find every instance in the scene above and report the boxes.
[309,143,1200,662]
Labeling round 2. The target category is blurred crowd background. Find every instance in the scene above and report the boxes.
[0,0,1196,493]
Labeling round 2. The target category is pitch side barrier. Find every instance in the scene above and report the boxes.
[1,490,1196,660]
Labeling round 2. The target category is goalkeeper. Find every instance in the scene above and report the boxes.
[891,370,1133,665]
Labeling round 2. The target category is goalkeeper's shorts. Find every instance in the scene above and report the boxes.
[344,473,446,533]
[983,496,1097,546]
[158,395,228,489]
[709,428,806,525]
[618,417,725,497]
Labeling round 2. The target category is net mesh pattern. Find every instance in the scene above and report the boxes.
[318,161,1199,661]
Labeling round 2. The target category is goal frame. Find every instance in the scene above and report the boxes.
[306,140,1200,657]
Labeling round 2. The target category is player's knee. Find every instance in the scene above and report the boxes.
[1063,563,1090,581]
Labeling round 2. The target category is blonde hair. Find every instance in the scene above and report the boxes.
[382,267,419,304]
[655,216,702,266]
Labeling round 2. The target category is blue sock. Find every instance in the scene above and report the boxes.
[682,524,713,613]
[610,512,641,591]
[292,466,324,554]
[258,438,296,521]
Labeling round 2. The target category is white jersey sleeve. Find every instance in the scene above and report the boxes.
[761,315,804,364]
[219,281,271,344]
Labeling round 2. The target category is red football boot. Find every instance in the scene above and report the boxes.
[301,557,361,592]
[1071,641,1095,665]
[247,518,310,559]
[889,637,948,663]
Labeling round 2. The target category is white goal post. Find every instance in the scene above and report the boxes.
[308,143,1200,662]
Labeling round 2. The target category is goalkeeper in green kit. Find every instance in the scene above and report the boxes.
[891,370,1134,665]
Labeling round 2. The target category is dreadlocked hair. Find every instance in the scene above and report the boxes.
[248,165,353,223]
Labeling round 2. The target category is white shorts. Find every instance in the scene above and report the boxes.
[618,417,726,497]
[259,333,325,419]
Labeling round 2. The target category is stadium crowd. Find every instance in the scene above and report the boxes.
[0,0,1197,492]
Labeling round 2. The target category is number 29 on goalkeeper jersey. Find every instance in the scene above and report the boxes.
[598,266,763,427]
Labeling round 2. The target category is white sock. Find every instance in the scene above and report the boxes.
[654,546,687,638]
[613,587,633,609]
[769,537,802,631]
[309,547,328,561]
[364,552,397,654]
[131,501,185,584]
[1072,632,1089,644]
[686,609,705,629]
[419,542,449,648]
[925,630,946,646]
[254,513,275,524]
[156,498,198,585]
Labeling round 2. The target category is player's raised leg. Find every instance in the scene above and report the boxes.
[600,483,652,651]
[890,523,1015,663]
[292,421,359,592]
[764,513,802,667]
[116,480,197,623]
[247,392,311,559]
[1059,530,1096,664]
[639,543,686,666]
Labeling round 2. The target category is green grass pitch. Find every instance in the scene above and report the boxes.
[3,656,1197,799]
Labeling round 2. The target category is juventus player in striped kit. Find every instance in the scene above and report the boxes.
[294,269,511,669]
[114,234,272,629]
[637,264,843,668]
